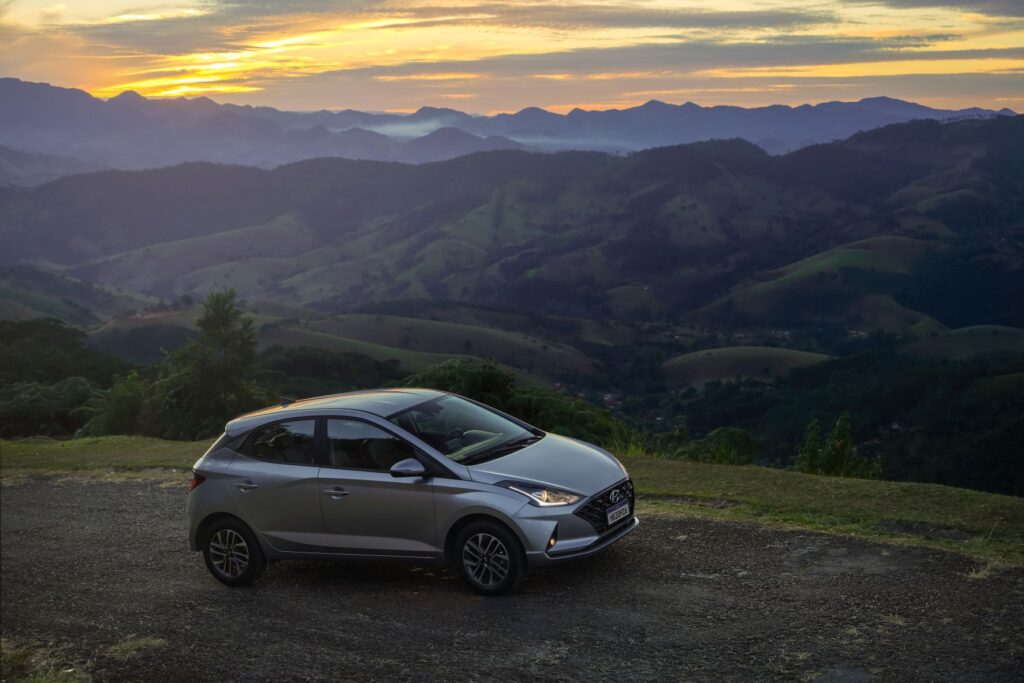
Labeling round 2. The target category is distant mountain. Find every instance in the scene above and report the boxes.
[397,127,524,163]
[0,78,1014,174]
[2,115,1021,336]
[0,79,522,169]
[0,145,105,186]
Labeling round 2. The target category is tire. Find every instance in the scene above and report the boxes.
[202,518,266,587]
[454,520,525,596]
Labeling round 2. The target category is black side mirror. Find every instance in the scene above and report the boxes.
[390,458,427,478]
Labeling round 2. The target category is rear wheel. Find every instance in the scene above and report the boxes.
[202,518,266,587]
[455,521,525,595]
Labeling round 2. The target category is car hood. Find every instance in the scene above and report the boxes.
[466,434,627,496]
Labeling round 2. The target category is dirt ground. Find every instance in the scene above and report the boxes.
[1,477,1022,681]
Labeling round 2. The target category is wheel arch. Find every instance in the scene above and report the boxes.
[193,512,253,550]
[443,513,526,564]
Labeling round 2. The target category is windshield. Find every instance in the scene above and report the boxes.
[388,395,537,463]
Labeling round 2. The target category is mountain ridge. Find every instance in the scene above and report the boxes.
[0,77,1015,173]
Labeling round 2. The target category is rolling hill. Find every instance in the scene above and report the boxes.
[2,115,1021,338]
[664,346,830,388]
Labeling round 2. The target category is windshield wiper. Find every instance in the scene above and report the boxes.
[461,435,543,465]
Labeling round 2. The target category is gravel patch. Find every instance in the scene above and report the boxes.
[2,478,1022,681]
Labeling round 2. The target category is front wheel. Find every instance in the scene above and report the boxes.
[455,521,525,596]
[202,518,266,587]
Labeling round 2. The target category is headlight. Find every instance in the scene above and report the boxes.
[502,481,581,506]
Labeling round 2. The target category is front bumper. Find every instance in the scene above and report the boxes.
[527,515,640,567]
[514,477,639,568]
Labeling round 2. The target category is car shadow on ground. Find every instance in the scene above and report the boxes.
[242,544,629,598]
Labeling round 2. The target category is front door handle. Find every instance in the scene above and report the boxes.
[322,487,350,499]
[234,481,259,491]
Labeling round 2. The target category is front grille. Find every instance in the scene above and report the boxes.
[574,479,635,533]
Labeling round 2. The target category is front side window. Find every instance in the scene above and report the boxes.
[327,418,415,472]
[389,395,537,464]
[244,419,316,465]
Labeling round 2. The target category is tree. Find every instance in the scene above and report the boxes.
[796,419,822,474]
[80,372,147,436]
[795,412,879,479]
[822,412,853,475]
[141,290,268,439]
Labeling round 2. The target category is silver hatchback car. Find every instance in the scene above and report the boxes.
[187,388,638,594]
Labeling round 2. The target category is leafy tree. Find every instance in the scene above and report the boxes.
[0,377,101,437]
[80,372,147,436]
[796,419,822,474]
[794,412,879,479]
[141,290,268,439]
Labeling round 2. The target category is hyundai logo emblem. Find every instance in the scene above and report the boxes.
[609,489,622,503]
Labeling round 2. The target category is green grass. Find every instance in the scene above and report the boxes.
[1,638,91,682]
[3,436,1021,565]
[663,346,829,388]
[0,436,212,474]
[624,456,1024,565]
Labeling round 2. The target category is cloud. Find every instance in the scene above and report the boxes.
[326,36,1024,81]
[861,0,1024,17]
[372,3,837,30]
[1,0,1020,110]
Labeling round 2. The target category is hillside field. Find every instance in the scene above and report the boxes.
[663,346,830,388]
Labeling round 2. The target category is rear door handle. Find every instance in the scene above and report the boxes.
[234,481,259,491]
[322,487,350,499]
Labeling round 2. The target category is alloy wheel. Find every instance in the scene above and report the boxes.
[462,532,510,587]
[209,529,250,578]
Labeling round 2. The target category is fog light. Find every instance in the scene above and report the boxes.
[548,526,558,549]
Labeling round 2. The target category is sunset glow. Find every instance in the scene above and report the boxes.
[1,0,1021,111]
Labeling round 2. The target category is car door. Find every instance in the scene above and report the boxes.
[318,417,437,557]
[227,418,324,553]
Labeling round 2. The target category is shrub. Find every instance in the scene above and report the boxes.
[0,376,101,438]
[79,372,147,436]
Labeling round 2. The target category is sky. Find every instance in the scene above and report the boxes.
[0,0,1022,113]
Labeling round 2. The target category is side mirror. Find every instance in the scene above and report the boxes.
[390,458,427,478]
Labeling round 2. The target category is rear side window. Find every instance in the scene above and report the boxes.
[326,419,415,472]
[243,419,317,465]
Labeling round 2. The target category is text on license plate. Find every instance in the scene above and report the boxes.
[606,499,630,525]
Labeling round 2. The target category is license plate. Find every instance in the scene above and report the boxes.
[606,499,630,526]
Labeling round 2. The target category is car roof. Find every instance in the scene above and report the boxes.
[224,388,446,435]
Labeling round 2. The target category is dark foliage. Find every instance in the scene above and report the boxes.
[260,345,404,399]
[0,318,126,386]
[670,351,1024,494]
